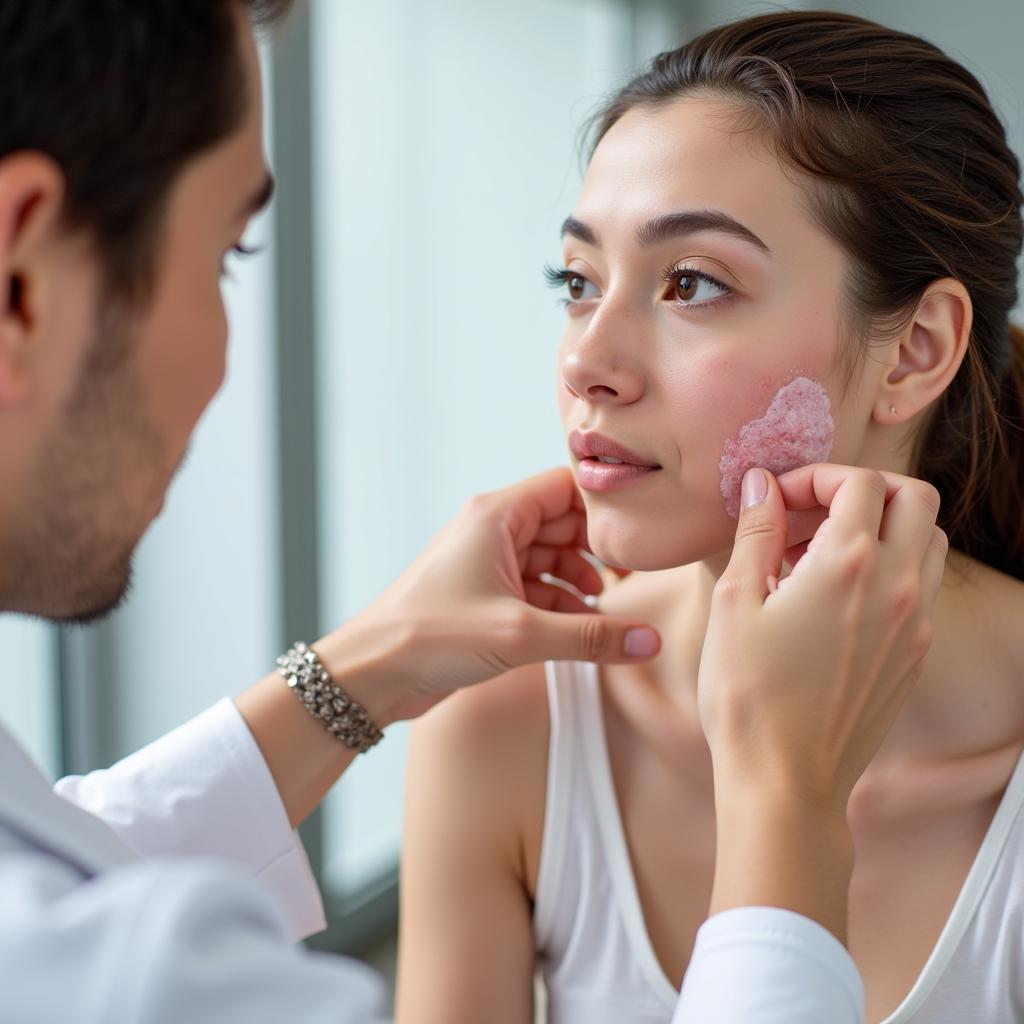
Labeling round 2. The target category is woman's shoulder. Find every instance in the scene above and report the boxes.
[407,664,551,877]
[412,662,551,764]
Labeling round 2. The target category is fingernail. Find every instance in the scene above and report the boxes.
[624,627,659,658]
[742,468,768,509]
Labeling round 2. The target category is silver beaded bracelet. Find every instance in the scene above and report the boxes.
[276,641,384,754]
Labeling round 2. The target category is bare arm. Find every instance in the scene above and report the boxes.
[235,468,659,829]
[708,787,854,942]
[396,667,547,1024]
[234,622,401,829]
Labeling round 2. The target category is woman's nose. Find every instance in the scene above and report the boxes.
[560,328,645,406]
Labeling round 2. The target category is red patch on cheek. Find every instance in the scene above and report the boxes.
[719,376,835,518]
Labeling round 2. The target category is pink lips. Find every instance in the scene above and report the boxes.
[569,430,661,493]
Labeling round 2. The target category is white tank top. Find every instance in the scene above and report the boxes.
[533,660,1024,1023]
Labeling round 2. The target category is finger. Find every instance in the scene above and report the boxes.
[776,463,888,540]
[784,539,811,568]
[718,467,788,605]
[534,509,589,548]
[519,545,558,579]
[878,479,941,557]
[780,507,828,569]
[519,605,661,663]
[524,579,593,614]
[919,526,949,612]
[786,507,828,549]
[521,547,604,595]
[493,467,582,550]
[777,463,908,510]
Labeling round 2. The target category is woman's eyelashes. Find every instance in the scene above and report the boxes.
[220,241,263,279]
[544,263,601,305]
[660,263,732,308]
[543,261,733,311]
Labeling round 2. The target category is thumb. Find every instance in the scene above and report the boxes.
[722,467,788,602]
[520,607,661,665]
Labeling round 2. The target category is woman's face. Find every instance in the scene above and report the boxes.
[556,95,878,570]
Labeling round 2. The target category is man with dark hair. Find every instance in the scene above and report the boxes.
[0,2,942,1022]
[0,4,664,1019]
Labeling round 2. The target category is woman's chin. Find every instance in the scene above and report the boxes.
[588,530,725,573]
[586,505,735,572]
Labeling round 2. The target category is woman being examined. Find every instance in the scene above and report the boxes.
[396,11,1024,1024]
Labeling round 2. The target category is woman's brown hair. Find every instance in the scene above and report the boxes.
[591,10,1024,579]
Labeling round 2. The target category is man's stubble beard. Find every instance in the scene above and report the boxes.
[5,304,167,625]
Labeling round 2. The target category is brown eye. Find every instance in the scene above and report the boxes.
[676,273,699,301]
[664,267,729,307]
[568,274,587,301]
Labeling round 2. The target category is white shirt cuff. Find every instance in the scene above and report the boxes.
[673,907,864,1024]
[55,698,325,942]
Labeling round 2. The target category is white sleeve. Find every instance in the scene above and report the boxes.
[672,908,864,1024]
[54,698,324,941]
[0,846,390,1024]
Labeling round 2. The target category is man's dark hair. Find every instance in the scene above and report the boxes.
[0,0,294,302]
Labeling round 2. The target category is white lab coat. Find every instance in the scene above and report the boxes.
[0,697,862,1023]
[0,699,388,1023]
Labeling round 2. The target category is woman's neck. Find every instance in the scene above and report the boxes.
[601,549,1024,768]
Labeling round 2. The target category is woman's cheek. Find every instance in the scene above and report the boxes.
[718,375,836,517]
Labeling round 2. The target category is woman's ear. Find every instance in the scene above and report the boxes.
[874,279,972,426]
[0,153,66,406]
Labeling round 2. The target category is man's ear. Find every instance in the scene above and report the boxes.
[874,279,972,427]
[0,153,66,406]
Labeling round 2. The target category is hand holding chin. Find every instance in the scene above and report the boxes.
[317,467,661,726]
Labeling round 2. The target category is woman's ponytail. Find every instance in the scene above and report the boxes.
[979,323,1024,577]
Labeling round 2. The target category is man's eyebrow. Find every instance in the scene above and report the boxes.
[237,173,276,221]
[560,210,771,256]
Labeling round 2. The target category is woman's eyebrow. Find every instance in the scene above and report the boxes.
[560,210,772,256]
[234,172,276,223]
[638,210,772,254]
[561,216,599,246]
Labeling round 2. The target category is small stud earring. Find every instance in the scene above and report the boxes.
[889,404,897,415]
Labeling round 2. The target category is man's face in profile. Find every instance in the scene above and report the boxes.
[3,8,274,623]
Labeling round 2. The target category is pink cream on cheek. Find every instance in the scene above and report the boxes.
[719,376,835,518]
